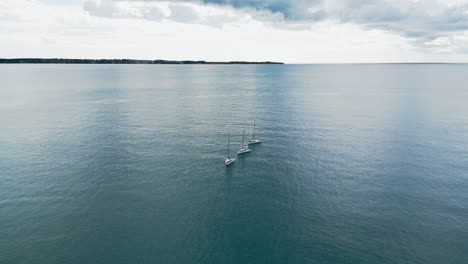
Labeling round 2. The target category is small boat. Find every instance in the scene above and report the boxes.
[248,120,262,144]
[225,156,236,166]
[225,133,236,166]
[237,129,252,154]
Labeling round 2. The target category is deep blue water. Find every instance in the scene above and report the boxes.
[0,64,467,264]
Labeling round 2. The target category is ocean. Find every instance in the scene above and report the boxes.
[1,64,467,263]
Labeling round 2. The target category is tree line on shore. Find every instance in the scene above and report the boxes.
[0,58,284,64]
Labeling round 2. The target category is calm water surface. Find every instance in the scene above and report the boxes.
[1,64,467,264]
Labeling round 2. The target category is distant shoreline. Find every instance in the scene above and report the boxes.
[0,58,284,65]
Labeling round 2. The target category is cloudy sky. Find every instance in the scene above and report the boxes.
[2,0,468,63]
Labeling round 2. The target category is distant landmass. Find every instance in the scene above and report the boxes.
[0,58,284,65]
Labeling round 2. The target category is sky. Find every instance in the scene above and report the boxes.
[2,0,468,63]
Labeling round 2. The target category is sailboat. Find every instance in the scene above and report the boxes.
[225,133,236,166]
[248,120,262,144]
[237,129,252,154]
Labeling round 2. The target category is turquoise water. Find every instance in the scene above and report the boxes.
[0,64,467,264]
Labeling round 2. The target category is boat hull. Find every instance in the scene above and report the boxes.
[248,140,261,144]
[225,158,236,166]
[237,149,251,154]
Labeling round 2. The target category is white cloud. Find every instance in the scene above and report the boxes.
[83,0,165,19]
[2,0,468,62]
[168,3,199,22]
[81,0,242,27]
[0,12,21,22]
[116,0,468,51]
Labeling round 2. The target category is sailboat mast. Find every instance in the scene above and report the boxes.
[252,120,256,139]
[242,129,245,147]
[227,134,230,156]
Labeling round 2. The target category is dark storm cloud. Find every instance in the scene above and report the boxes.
[197,0,313,19]
[86,0,468,48]
[191,0,468,48]
[331,1,468,49]
[119,0,324,20]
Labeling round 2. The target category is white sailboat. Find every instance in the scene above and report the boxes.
[248,120,261,144]
[237,129,252,154]
[225,133,236,166]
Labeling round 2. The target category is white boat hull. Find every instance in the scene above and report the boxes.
[237,148,251,154]
[225,158,236,166]
[248,139,261,144]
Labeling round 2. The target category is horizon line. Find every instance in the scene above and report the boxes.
[0,58,284,65]
[1,58,467,65]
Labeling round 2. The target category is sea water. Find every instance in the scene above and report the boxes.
[1,64,467,264]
